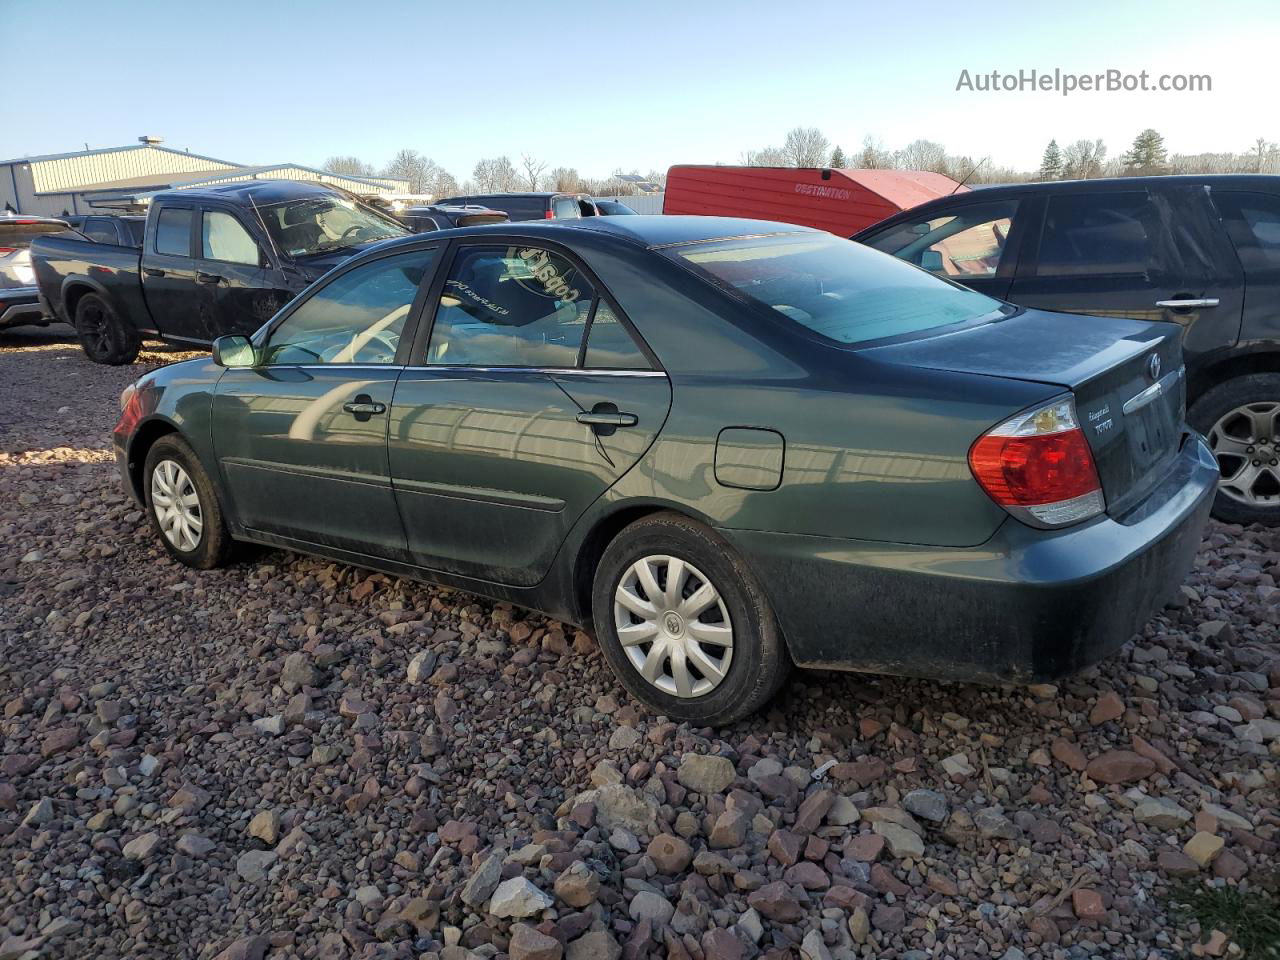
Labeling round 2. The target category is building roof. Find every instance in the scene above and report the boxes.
[0,141,240,169]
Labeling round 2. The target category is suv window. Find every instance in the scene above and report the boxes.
[1213,191,1280,271]
[1035,193,1153,277]
[201,210,261,265]
[425,245,593,366]
[584,302,650,369]
[486,197,547,220]
[264,249,436,365]
[82,218,117,243]
[552,197,581,219]
[154,207,193,257]
[862,200,1018,278]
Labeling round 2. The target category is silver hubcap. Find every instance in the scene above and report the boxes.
[1208,401,1280,507]
[150,459,203,551]
[613,555,734,698]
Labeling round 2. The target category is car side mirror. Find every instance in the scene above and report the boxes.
[212,335,257,368]
[919,250,945,273]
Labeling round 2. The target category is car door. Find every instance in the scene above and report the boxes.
[142,203,204,341]
[1209,188,1280,349]
[858,197,1028,301]
[212,246,439,559]
[388,240,671,586]
[196,205,291,339]
[1006,187,1244,349]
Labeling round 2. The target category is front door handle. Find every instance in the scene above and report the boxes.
[342,395,386,421]
[576,411,638,427]
[143,267,166,278]
[197,272,224,285]
[1155,297,1219,310]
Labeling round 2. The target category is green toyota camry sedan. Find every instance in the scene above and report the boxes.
[113,216,1218,724]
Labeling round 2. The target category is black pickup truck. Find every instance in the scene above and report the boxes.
[31,180,409,364]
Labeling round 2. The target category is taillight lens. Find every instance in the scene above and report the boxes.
[0,247,15,256]
[969,396,1104,528]
[545,210,555,219]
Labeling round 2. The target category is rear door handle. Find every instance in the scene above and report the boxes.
[1155,298,1219,309]
[197,272,224,285]
[576,411,638,427]
[143,268,165,278]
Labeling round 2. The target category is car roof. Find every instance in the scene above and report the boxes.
[150,180,352,206]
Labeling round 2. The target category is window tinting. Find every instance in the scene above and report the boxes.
[1214,191,1280,272]
[552,197,581,219]
[584,302,650,369]
[426,245,593,366]
[82,219,117,243]
[154,207,192,257]
[202,211,260,265]
[863,200,1019,278]
[487,197,547,220]
[265,249,436,365]
[667,232,1004,346]
[1035,193,1153,277]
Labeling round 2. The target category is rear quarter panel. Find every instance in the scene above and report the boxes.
[31,233,146,326]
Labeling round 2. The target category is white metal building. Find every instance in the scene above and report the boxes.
[0,137,408,216]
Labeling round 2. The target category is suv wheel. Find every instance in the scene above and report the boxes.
[74,293,140,365]
[1189,373,1280,526]
[592,512,789,725]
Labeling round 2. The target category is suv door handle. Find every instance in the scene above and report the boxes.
[197,272,224,284]
[1155,298,1219,309]
[576,411,638,427]
[143,268,166,278]
[342,396,386,420]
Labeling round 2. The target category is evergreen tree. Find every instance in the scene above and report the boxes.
[829,145,847,168]
[1122,129,1169,175]
[1038,140,1063,180]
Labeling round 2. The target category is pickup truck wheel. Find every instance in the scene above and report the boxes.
[75,294,140,365]
[592,512,790,726]
[1189,373,1280,526]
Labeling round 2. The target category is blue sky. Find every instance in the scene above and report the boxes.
[2,0,1275,179]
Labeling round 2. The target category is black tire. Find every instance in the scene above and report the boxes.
[74,293,140,365]
[1188,373,1280,526]
[591,512,789,726]
[143,434,233,569]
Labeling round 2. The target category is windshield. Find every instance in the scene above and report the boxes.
[255,196,408,258]
[665,232,1007,346]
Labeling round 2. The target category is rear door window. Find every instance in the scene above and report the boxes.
[863,200,1019,278]
[1034,193,1153,277]
[583,302,650,369]
[425,244,593,366]
[552,197,581,219]
[154,207,193,257]
[488,197,546,220]
[82,218,117,243]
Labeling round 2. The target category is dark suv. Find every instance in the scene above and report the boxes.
[855,175,1280,525]
[435,192,599,221]
[395,204,509,233]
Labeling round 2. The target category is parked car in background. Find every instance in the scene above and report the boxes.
[855,174,1280,526]
[1,215,71,330]
[435,192,600,220]
[594,199,638,215]
[79,215,146,247]
[31,181,409,364]
[113,216,1215,724]
[395,204,508,233]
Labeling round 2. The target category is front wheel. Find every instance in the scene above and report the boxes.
[1189,373,1280,526]
[74,293,140,365]
[143,434,233,568]
[591,512,789,726]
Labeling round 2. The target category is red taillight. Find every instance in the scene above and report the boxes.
[969,397,1104,527]
[545,209,554,219]
[0,247,15,256]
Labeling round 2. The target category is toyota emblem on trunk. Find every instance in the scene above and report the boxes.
[1147,353,1161,382]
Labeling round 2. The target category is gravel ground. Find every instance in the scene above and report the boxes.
[1,329,1277,960]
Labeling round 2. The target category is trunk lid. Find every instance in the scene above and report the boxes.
[863,308,1186,517]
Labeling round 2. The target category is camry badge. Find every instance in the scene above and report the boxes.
[1147,353,1161,382]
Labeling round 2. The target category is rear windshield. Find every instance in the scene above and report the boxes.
[0,221,68,250]
[665,232,1006,346]
[478,197,547,220]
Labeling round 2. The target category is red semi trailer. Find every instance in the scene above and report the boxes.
[663,165,966,236]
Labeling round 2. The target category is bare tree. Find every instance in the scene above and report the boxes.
[744,146,788,166]
[1061,139,1108,179]
[520,155,548,191]
[782,127,831,167]
[856,136,895,169]
[550,167,582,192]
[473,156,519,192]
[383,149,428,192]
[323,156,376,177]
[896,139,951,175]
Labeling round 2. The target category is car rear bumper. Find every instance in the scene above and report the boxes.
[0,286,45,328]
[727,432,1218,684]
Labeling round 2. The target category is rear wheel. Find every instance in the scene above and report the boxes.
[74,293,139,365]
[1189,373,1280,526]
[143,434,233,568]
[592,512,789,726]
